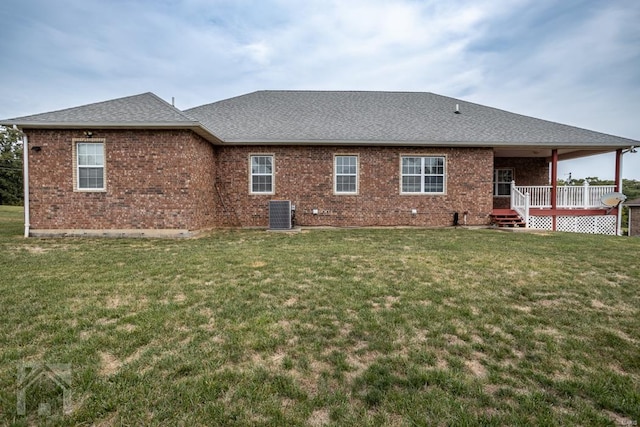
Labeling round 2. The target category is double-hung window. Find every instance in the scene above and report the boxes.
[401,156,445,194]
[250,155,274,194]
[334,155,358,194]
[494,168,513,196]
[75,141,105,191]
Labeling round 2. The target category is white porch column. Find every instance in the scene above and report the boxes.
[510,180,516,210]
[583,180,589,208]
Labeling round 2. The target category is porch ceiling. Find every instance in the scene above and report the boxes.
[494,147,617,161]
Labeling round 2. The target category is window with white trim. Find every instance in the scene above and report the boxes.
[76,141,105,190]
[250,155,274,194]
[494,168,513,196]
[401,156,445,194]
[334,155,358,194]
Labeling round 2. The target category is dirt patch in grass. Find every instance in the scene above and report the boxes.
[284,297,298,307]
[99,351,122,377]
[466,357,488,378]
[117,323,137,333]
[443,334,466,346]
[512,304,532,313]
[603,410,635,426]
[307,408,330,426]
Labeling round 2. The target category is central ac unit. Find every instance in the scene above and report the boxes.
[268,200,292,230]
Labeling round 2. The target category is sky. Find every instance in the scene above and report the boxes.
[0,0,639,180]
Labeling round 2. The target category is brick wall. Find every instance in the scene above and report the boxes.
[630,207,640,237]
[493,157,549,209]
[214,146,494,227]
[25,129,216,230]
[25,130,496,230]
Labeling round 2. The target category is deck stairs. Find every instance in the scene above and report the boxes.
[490,209,526,228]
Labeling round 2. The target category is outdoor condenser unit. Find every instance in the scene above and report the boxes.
[268,200,292,230]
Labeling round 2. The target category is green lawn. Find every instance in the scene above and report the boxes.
[1,205,639,426]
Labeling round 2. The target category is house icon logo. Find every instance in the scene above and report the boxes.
[17,362,72,416]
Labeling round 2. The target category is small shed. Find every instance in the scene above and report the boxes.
[626,198,640,237]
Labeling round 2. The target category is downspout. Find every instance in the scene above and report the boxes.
[618,146,637,236]
[21,130,29,238]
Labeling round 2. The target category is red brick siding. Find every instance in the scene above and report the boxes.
[214,146,494,227]
[630,207,640,237]
[26,129,216,230]
[493,157,549,209]
[25,129,495,230]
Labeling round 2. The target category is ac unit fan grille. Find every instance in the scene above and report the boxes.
[269,200,292,230]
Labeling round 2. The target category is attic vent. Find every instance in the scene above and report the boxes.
[269,200,292,230]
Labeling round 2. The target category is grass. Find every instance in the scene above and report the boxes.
[0,205,639,426]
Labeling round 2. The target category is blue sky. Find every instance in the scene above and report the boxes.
[1,0,639,180]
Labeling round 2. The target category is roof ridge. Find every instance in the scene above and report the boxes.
[144,92,200,122]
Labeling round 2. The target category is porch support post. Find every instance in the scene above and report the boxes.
[615,149,622,192]
[551,149,558,231]
[615,148,623,236]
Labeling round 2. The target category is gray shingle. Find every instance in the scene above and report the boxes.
[3,90,637,148]
[2,92,198,126]
[185,90,638,147]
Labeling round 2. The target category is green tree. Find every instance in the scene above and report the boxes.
[0,126,23,205]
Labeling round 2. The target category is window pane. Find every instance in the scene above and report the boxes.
[79,167,104,189]
[336,156,356,174]
[78,143,104,166]
[252,175,272,193]
[402,176,421,192]
[497,183,511,196]
[402,157,421,175]
[424,157,443,175]
[336,176,356,193]
[424,176,444,193]
[252,156,272,174]
[497,169,512,182]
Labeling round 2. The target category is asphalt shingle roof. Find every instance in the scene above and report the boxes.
[2,90,638,148]
[2,92,199,126]
[185,91,638,147]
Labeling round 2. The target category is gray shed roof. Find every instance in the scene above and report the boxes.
[185,91,638,147]
[626,198,640,206]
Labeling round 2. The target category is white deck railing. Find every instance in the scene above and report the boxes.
[510,183,530,227]
[514,182,615,209]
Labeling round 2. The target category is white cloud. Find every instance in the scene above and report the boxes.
[0,0,638,178]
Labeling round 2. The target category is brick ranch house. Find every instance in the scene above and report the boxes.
[2,91,637,237]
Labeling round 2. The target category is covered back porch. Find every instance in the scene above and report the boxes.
[492,147,627,235]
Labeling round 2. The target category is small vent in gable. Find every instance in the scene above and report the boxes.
[269,200,292,230]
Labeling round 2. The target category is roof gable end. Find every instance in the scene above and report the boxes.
[1,92,199,126]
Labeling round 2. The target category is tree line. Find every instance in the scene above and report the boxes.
[0,126,23,205]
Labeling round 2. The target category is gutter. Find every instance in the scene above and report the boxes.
[20,130,29,238]
[0,121,225,145]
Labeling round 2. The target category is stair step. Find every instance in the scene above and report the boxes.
[490,211,525,228]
